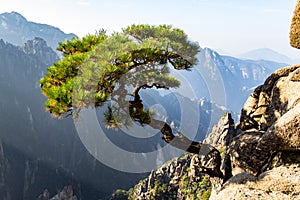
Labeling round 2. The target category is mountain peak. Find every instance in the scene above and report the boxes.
[7,11,25,17]
[21,37,59,66]
[1,11,27,21]
[202,47,222,59]
[238,48,291,64]
[0,11,76,51]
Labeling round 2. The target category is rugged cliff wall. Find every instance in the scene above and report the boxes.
[211,64,300,200]
[117,64,300,200]
[110,154,212,200]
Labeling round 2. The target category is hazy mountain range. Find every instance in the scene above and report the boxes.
[237,48,300,65]
[0,11,76,51]
[0,11,293,199]
[180,48,287,112]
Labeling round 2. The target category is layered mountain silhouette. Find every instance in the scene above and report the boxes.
[0,11,76,51]
[181,48,287,112]
[238,48,299,65]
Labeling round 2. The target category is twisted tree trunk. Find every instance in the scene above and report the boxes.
[129,87,224,179]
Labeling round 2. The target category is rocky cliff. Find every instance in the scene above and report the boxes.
[207,64,300,199]
[110,154,212,200]
[213,64,300,200]
[118,64,300,200]
[37,186,78,200]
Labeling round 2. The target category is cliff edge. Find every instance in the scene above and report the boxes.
[114,64,300,200]
[211,64,300,199]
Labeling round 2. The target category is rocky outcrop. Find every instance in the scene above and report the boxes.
[210,64,300,199]
[128,154,192,199]
[231,65,300,175]
[110,112,237,200]
[240,65,300,133]
[204,112,236,148]
[130,64,300,200]
[37,186,77,200]
[21,37,59,66]
[111,154,212,200]
[213,165,300,200]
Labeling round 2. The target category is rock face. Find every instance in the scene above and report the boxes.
[21,37,59,66]
[204,112,236,148]
[240,65,300,133]
[132,155,190,199]
[211,64,300,199]
[110,154,212,200]
[231,65,300,175]
[214,165,300,200]
[110,113,237,200]
[37,186,77,200]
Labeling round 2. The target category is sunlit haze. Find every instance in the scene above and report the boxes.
[1,0,299,58]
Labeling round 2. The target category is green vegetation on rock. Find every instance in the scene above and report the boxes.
[179,171,211,200]
[110,155,212,200]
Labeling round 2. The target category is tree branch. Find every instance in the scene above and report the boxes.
[149,118,202,154]
[128,89,223,178]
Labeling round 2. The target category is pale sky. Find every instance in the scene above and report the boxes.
[1,0,300,58]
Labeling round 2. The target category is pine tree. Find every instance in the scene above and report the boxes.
[40,24,223,178]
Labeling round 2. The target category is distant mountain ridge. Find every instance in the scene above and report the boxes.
[0,11,76,51]
[238,48,294,64]
[180,48,287,112]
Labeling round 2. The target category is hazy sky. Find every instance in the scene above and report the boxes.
[1,0,299,58]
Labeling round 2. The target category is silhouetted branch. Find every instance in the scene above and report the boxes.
[128,89,224,178]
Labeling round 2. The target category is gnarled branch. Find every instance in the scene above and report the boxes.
[128,89,223,178]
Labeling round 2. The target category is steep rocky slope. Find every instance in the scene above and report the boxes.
[118,64,300,200]
[214,165,300,200]
[109,113,235,200]
[110,154,212,200]
[212,64,300,200]
[37,186,78,200]
[207,64,300,199]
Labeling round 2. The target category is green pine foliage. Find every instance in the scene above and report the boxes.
[40,24,200,121]
[179,172,211,200]
[290,0,300,49]
[149,180,177,199]
[39,30,108,117]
